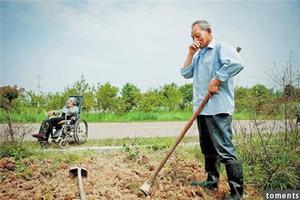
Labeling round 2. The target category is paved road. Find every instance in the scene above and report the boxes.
[1,120,294,141]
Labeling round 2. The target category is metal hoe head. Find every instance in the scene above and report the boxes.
[139,180,151,196]
[69,167,88,177]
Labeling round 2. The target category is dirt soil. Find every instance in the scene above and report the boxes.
[0,150,261,200]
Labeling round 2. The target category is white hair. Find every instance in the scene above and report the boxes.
[192,20,211,31]
[69,97,77,105]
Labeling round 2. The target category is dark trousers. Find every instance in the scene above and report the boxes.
[197,114,237,164]
[39,117,64,140]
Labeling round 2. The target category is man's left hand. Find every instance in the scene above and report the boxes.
[208,79,221,94]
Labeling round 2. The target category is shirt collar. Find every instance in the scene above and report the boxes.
[197,39,216,55]
[207,39,216,49]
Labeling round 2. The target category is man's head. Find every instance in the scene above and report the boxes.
[66,97,77,108]
[191,20,213,49]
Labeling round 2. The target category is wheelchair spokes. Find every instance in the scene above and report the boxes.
[74,119,88,144]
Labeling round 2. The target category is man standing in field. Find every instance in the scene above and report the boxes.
[180,20,244,200]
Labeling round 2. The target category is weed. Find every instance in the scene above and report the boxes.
[235,131,300,191]
[176,145,203,161]
[122,139,141,159]
[0,143,33,160]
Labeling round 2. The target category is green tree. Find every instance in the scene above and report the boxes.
[96,82,119,112]
[179,83,193,110]
[63,75,96,111]
[250,84,274,112]
[25,91,47,109]
[119,83,141,113]
[283,84,300,99]
[45,92,65,110]
[235,84,274,114]
[139,89,165,112]
[160,83,181,111]
[235,86,251,112]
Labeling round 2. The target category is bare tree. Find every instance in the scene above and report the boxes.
[234,53,300,189]
[0,85,34,143]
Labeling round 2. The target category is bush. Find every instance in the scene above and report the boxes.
[0,143,33,160]
[236,131,300,191]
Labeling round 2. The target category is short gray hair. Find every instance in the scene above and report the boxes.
[192,20,211,31]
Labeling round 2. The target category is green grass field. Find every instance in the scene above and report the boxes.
[0,110,251,123]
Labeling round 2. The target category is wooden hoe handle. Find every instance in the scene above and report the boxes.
[147,93,211,183]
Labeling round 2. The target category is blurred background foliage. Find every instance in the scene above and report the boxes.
[1,74,299,123]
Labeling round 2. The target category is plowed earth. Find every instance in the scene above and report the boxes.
[0,150,261,200]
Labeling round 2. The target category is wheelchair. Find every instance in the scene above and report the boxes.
[40,96,88,148]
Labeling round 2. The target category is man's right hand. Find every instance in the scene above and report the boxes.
[188,40,200,55]
[183,40,200,67]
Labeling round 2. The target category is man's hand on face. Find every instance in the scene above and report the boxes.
[208,79,221,94]
[188,40,200,55]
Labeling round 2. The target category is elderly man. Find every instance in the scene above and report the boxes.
[180,20,244,200]
[32,97,79,142]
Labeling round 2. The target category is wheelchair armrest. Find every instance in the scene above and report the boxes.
[64,113,78,119]
[65,112,79,116]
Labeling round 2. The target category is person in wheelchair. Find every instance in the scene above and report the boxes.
[32,97,79,142]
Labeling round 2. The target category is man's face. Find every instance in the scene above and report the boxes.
[191,24,212,48]
[66,99,74,108]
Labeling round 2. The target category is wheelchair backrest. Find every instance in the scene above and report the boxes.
[69,95,83,114]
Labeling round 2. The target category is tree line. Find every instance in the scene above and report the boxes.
[1,76,300,116]
[20,77,193,114]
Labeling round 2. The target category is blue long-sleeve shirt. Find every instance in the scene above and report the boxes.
[180,39,244,115]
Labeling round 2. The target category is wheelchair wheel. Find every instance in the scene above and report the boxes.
[39,141,49,149]
[59,139,68,149]
[74,119,88,144]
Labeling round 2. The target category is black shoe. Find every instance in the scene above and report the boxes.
[224,160,244,200]
[192,156,220,189]
[32,133,45,139]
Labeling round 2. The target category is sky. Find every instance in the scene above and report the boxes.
[1,0,300,93]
